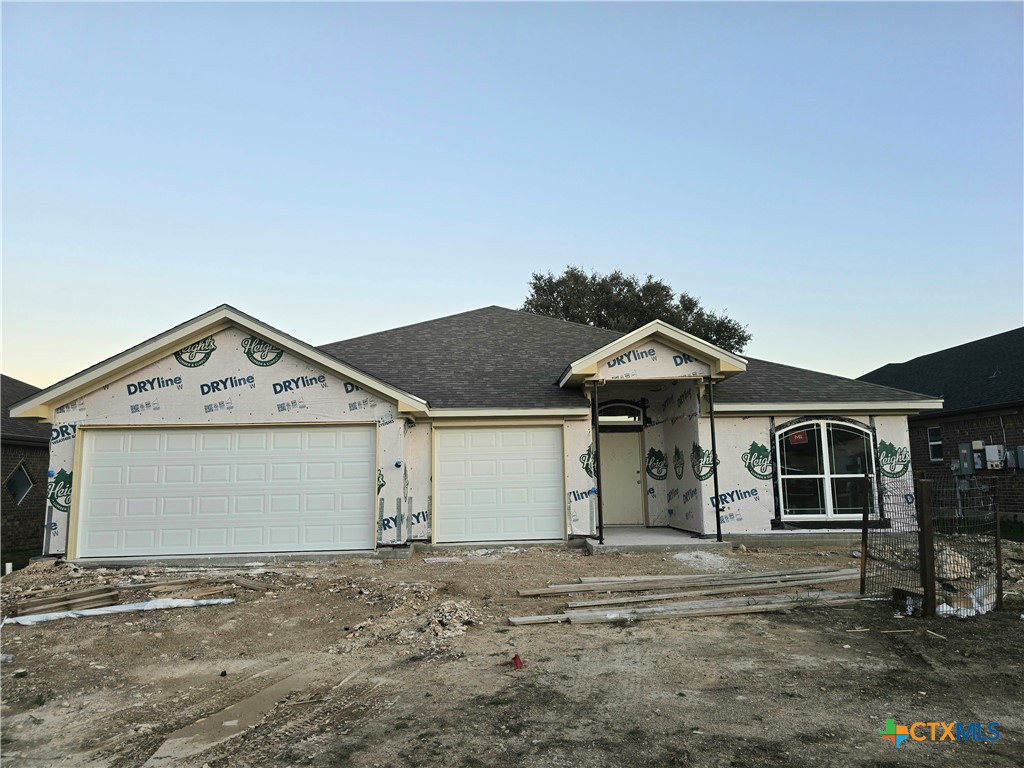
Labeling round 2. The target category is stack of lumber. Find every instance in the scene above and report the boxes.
[13,585,119,617]
[122,574,269,598]
[509,567,861,626]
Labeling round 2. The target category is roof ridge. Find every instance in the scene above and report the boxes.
[318,306,506,347]
[319,305,624,348]
[493,306,628,337]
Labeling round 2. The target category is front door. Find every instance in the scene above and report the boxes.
[600,431,645,525]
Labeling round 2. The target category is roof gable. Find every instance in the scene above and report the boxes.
[10,305,427,420]
[558,320,746,387]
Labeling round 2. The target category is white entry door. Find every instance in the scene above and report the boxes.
[435,427,565,543]
[76,425,376,558]
[600,431,645,525]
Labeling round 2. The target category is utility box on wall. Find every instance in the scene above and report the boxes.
[985,445,1006,470]
[957,443,976,475]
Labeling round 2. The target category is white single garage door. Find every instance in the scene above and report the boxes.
[436,427,565,543]
[76,425,376,558]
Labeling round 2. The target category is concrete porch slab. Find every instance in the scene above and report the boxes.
[585,526,731,554]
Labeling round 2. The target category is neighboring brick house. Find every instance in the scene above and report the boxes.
[2,375,52,564]
[859,328,1024,523]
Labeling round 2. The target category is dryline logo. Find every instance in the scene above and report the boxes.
[878,718,1001,748]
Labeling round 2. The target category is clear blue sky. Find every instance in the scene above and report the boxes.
[3,2,1021,389]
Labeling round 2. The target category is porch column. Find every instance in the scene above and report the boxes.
[590,380,605,545]
[707,378,723,543]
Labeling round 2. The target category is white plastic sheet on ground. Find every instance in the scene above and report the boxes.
[1,597,234,626]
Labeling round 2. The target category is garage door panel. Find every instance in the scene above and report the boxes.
[164,465,196,483]
[129,433,161,453]
[499,431,528,449]
[87,499,120,519]
[272,432,303,450]
[91,466,123,486]
[200,464,231,483]
[160,529,191,549]
[237,432,268,450]
[500,459,528,476]
[125,498,157,518]
[125,530,156,549]
[202,433,232,451]
[436,427,565,543]
[77,426,376,557]
[233,528,264,547]
[501,488,528,505]
[127,465,160,485]
[166,433,197,452]
[162,498,193,516]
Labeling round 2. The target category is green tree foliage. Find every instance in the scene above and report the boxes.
[522,267,752,352]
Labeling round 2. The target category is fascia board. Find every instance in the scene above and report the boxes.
[709,400,945,414]
[425,407,593,418]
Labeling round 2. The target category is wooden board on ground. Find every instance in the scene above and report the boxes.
[520,568,849,597]
[574,567,839,585]
[16,587,119,617]
[565,571,860,608]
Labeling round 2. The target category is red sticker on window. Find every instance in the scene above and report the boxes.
[788,431,809,445]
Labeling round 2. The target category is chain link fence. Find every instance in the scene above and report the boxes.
[861,476,1003,618]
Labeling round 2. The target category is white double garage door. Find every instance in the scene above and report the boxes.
[76,425,565,558]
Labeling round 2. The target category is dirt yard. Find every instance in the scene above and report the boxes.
[1,544,1022,768]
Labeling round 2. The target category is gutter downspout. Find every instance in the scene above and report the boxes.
[707,378,723,543]
[591,380,605,545]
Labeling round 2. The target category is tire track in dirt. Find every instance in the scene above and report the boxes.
[191,659,409,767]
[79,655,333,768]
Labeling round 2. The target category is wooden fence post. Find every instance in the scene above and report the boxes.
[915,479,936,618]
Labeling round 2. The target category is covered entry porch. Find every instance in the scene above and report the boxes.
[557,319,749,545]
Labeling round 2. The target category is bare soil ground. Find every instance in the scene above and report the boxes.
[1,544,1022,768]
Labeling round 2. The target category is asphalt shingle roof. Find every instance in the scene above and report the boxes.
[319,306,936,410]
[858,328,1024,414]
[319,307,623,409]
[713,357,937,405]
[2,375,50,445]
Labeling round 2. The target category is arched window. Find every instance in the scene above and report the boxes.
[775,420,875,520]
[598,402,644,429]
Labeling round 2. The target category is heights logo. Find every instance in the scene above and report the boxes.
[878,718,1001,748]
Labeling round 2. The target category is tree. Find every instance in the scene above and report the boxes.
[522,267,752,353]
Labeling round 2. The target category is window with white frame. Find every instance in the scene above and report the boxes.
[775,421,875,519]
[927,426,942,462]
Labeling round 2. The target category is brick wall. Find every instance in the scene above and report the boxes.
[908,407,1024,522]
[1,441,49,559]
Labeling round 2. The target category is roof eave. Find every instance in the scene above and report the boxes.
[710,399,945,414]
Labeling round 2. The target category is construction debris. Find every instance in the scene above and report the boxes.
[2,597,235,626]
[518,567,853,597]
[510,591,862,626]
[510,567,863,626]
[12,585,119,617]
[425,601,478,640]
